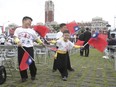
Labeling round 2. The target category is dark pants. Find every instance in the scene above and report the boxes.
[84,44,89,57]
[18,47,37,79]
[56,53,68,77]
[67,52,72,70]
[53,52,72,70]
[80,44,89,57]
[80,48,84,56]
[53,59,57,70]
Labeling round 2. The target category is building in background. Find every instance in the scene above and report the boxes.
[77,17,109,34]
[91,17,109,31]
[44,1,109,34]
[78,22,91,30]
[45,0,54,24]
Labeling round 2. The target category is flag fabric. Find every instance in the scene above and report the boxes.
[75,39,84,46]
[66,21,79,35]
[49,47,57,52]
[20,51,33,71]
[99,34,108,40]
[33,25,49,38]
[88,32,108,52]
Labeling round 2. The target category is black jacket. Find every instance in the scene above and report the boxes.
[83,31,91,43]
[79,33,84,41]
[108,38,116,45]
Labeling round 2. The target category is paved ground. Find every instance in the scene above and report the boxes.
[1,49,116,87]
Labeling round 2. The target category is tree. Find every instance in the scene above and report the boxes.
[51,24,60,32]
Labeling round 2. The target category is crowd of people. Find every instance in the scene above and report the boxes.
[0,34,15,45]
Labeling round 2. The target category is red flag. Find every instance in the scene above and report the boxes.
[88,33,108,52]
[75,39,84,46]
[66,21,79,35]
[99,34,108,40]
[49,47,57,52]
[20,51,33,71]
[33,25,49,37]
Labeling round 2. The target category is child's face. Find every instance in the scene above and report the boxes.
[63,33,70,41]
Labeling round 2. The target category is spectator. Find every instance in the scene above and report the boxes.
[83,28,91,57]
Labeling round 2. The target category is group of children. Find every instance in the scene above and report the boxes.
[13,16,83,82]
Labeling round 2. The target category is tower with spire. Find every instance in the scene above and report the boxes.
[45,0,54,23]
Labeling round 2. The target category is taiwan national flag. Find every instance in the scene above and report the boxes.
[33,25,49,38]
[20,51,33,71]
[88,32,108,52]
[75,39,84,46]
[66,21,80,35]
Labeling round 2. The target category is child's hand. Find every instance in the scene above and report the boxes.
[49,40,56,44]
[42,43,46,47]
[17,42,22,47]
[80,46,84,48]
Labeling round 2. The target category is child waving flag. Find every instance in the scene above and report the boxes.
[54,30,83,81]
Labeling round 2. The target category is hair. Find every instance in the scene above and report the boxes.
[22,16,33,21]
[63,30,69,34]
[59,23,66,28]
[86,27,89,31]
[81,30,84,33]
[111,33,115,38]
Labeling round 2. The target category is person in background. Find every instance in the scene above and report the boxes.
[0,36,5,45]
[6,25,17,45]
[107,33,116,58]
[78,30,84,56]
[83,28,91,57]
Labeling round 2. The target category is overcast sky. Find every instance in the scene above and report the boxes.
[0,0,116,28]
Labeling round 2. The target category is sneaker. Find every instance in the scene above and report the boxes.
[80,55,83,56]
[52,69,57,72]
[68,68,75,71]
[62,76,67,81]
[102,56,109,59]
[31,76,35,80]
[85,55,89,57]
[21,78,27,82]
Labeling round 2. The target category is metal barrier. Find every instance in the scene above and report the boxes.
[34,45,57,64]
[0,45,17,78]
[107,45,116,71]
[0,45,56,69]
[0,45,79,77]
[34,45,48,64]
